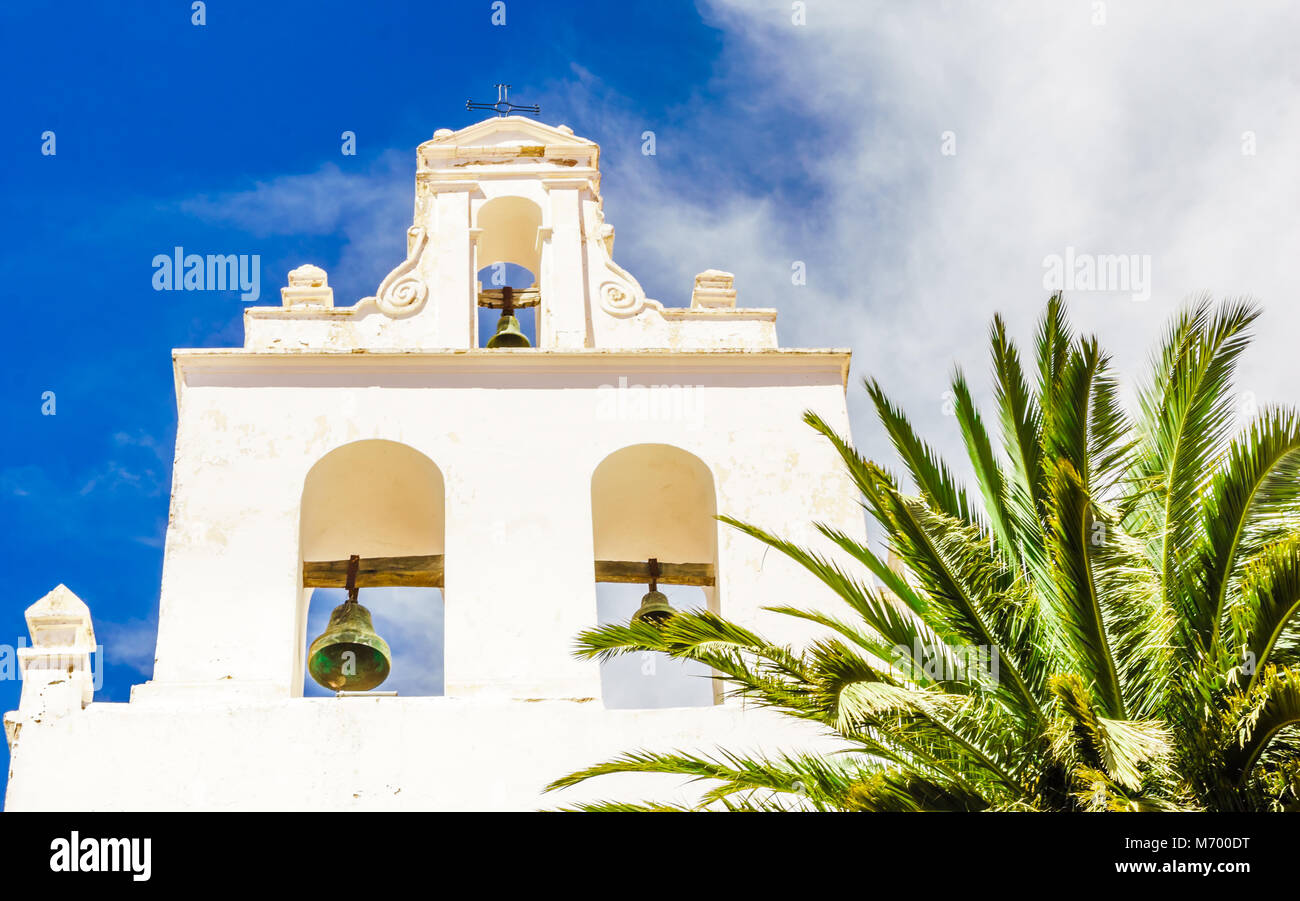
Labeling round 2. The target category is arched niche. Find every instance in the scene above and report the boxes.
[590,444,720,707]
[300,440,445,561]
[295,440,446,696]
[475,195,543,281]
[591,444,718,566]
[474,195,543,347]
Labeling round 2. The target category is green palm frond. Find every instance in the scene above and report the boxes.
[720,515,940,655]
[1035,294,1074,408]
[802,410,897,526]
[866,377,981,530]
[1042,459,1126,718]
[880,497,1043,719]
[843,770,989,812]
[1231,539,1300,689]
[1047,673,1172,793]
[1224,666,1300,795]
[951,370,1016,556]
[553,294,1299,812]
[991,312,1049,570]
[1201,409,1300,651]
[1135,298,1260,647]
[546,748,871,811]
[551,799,702,812]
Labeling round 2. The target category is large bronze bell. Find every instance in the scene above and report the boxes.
[308,600,392,691]
[486,312,531,348]
[485,285,532,348]
[308,556,391,692]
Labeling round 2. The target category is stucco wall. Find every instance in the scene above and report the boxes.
[151,349,861,700]
[5,697,843,811]
[5,349,866,811]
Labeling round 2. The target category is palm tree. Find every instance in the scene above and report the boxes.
[547,295,1300,811]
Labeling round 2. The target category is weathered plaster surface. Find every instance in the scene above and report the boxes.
[6,698,847,811]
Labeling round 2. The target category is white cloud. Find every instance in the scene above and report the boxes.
[678,0,1300,463]
[99,617,159,676]
[180,152,413,305]
[505,1,1299,519]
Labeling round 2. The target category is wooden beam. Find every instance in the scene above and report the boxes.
[303,555,714,589]
[303,554,444,588]
[477,288,541,309]
[593,560,715,587]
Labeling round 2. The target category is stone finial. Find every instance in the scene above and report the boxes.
[690,269,737,310]
[433,128,454,140]
[19,584,98,714]
[281,264,334,308]
[288,264,327,287]
[26,583,95,649]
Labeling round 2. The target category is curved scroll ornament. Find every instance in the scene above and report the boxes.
[590,222,652,318]
[375,227,430,317]
[599,280,647,318]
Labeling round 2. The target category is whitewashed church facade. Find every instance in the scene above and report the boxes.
[5,117,864,810]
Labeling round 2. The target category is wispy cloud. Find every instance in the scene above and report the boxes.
[179,151,414,306]
[2,428,171,551]
[98,616,159,676]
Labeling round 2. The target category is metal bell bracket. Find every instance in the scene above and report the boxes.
[476,284,541,310]
[631,557,675,625]
[481,284,534,348]
[345,554,360,605]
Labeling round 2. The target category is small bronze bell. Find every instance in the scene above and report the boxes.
[485,285,531,348]
[632,589,674,625]
[632,558,675,625]
[486,312,531,348]
[307,556,392,692]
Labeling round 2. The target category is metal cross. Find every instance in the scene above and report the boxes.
[466,84,540,118]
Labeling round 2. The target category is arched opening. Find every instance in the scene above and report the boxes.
[590,444,721,707]
[297,440,446,696]
[475,195,543,275]
[474,196,542,347]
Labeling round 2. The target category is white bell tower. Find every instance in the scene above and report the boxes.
[5,117,866,810]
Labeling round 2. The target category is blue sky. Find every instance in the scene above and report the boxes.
[4,1,1300,791]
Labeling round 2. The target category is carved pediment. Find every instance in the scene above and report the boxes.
[422,116,593,150]
[418,116,598,171]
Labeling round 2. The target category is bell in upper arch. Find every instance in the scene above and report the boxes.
[308,600,392,691]
[486,311,531,348]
